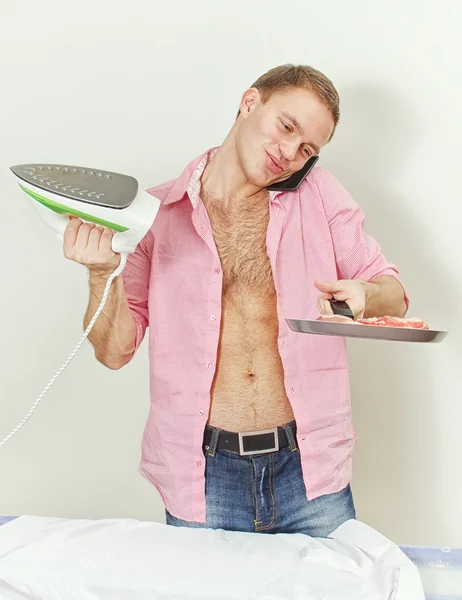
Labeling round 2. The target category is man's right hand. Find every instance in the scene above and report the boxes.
[63,217,121,276]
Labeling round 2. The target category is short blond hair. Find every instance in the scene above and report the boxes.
[239,64,340,138]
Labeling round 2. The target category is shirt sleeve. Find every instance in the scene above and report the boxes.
[313,167,409,308]
[121,229,154,356]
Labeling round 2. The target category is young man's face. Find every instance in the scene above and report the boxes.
[236,87,335,189]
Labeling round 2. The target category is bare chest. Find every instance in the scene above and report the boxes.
[204,196,275,297]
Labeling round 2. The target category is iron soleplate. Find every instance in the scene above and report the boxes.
[10,164,138,210]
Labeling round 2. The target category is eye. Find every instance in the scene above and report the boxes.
[280,120,292,133]
[303,146,312,157]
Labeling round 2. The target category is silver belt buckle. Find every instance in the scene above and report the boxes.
[238,427,279,456]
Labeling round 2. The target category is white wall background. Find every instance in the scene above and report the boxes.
[1,0,461,547]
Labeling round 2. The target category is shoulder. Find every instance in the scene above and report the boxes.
[300,166,360,215]
[302,166,352,199]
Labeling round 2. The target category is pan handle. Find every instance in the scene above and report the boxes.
[329,299,355,319]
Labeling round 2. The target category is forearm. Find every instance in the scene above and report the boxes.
[363,275,407,318]
[84,271,137,369]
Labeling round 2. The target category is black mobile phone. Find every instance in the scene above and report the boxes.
[266,155,319,191]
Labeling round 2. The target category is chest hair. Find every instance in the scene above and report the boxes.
[202,192,276,299]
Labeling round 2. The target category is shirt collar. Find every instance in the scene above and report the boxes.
[163,147,217,207]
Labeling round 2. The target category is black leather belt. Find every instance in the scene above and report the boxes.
[203,423,297,456]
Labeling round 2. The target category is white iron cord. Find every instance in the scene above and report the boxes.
[0,253,129,449]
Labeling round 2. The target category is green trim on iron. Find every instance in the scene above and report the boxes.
[20,186,129,232]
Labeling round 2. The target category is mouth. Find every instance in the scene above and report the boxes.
[266,152,284,175]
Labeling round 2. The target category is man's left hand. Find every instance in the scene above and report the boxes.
[314,279,367,319]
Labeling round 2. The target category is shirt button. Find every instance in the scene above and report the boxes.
[198,409,205,416]
[209,315,216,321]
[195,460,202,467]
[206,362,213,368]
[214,268,220,274]
[291,386,295,393]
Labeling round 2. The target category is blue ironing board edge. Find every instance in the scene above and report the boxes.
[0,516,18,525]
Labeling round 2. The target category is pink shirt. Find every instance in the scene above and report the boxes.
[122,147,408,522]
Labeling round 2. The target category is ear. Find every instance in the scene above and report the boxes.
[239,87,261,117]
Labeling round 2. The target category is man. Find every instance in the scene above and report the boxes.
[64,64,408,537]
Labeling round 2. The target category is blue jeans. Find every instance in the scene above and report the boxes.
[166,422,355,537]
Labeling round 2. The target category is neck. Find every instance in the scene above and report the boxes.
[201,130,265,202]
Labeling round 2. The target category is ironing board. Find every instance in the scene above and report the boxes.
[1,516,460,599]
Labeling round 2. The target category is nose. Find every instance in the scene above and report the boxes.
[279,140,299,163]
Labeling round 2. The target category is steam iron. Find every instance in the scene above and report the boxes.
[10,163,160,254]
[1,163,161,450]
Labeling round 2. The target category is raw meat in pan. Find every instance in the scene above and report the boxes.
[316,314,429,329]
[356,316,429,329]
